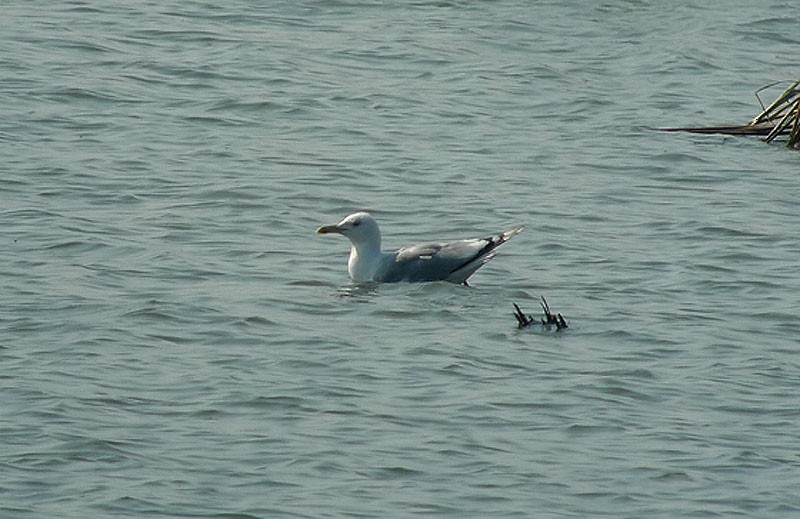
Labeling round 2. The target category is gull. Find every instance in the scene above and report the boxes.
[317,212,524,284]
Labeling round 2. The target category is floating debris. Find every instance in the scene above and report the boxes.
[513,296,568,330]
[659,77,800,149]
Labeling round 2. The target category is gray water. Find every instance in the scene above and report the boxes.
[2,1,800,517]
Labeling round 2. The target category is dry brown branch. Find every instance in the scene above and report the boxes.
[751,79,800,125]
[789,103,800,149]
[764,99,799,143]
[658,77,800,149]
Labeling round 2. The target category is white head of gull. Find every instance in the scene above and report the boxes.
[317,211,524,285]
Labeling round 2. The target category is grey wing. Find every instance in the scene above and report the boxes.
[378,238,498,283]
[376,226,524,283]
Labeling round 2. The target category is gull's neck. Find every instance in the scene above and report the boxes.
[347,238,383,282]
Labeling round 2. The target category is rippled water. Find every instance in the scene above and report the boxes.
[3,1,800,517]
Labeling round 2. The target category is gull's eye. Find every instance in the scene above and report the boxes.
[353,221,361,227]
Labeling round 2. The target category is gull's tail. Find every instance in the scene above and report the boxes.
[498,225,525,244]
[448,224,525,284]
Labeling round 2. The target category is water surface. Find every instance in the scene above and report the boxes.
[2,1,800,517]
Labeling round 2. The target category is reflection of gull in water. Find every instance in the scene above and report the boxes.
[317,212,524,285]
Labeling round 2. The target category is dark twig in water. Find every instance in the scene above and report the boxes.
[657,76,800,149]
[513,296,568,330]
[512,302,534,328]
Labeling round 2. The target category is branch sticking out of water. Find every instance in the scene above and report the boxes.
[658,76,800,149]
[513,296,568,330]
